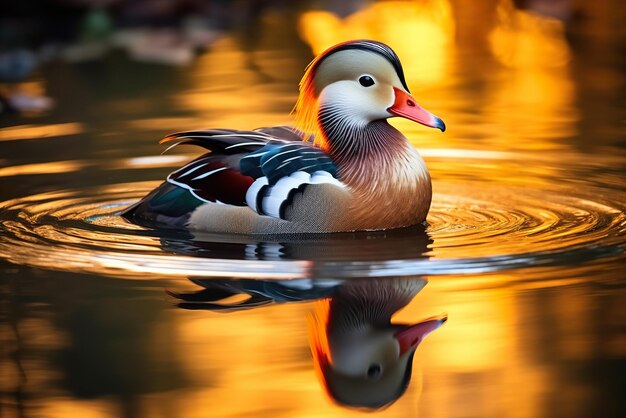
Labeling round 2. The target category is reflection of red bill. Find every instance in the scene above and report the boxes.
[395,314,448,355]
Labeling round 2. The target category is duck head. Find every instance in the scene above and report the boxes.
[309,278,446,409]
[295,40,445,149]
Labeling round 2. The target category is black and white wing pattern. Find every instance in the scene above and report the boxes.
[123,126,345,226]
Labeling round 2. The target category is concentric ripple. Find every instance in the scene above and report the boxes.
[0,152,624,280]
[428,182,626,259]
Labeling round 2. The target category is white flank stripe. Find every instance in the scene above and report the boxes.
[311,170,332,178]
[309,171,345,188]
[269,175,308,197]
[260,171,312,219]
[289,171,312,182]
[192,166,228,180]
[262,196,284,218]
[245,177,269,213]
[245,169,344,220]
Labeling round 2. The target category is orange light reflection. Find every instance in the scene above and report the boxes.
[0,161,86,177]
[0,123,84,142]
[485,0,578,148]
[298,0,454,86]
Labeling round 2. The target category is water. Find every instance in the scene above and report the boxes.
[1,2,625,417]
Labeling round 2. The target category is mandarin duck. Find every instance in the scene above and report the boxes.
[122,40,445,233]
[170,277,446,409]
[309,278,446,409]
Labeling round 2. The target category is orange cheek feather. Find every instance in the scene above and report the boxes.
[293,54,329,149]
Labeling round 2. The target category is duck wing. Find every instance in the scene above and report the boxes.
[122,126,344,228]
[169,278,341,312]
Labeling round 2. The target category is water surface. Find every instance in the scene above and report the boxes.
[1,2,625,417]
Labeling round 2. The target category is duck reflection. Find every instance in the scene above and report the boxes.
[161,224,433,262]
[171,275,446,410]
[163,226,445,409]
[309,278,446,409]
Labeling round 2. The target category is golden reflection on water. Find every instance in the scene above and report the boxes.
[0,156,189,178]
[108,155,191,169]
[0,123,84,142]
[1,1,624,417]
[490,0,571,68]
[486,0,577,147]
[5,268,621,418]
[174,36,297,129]
[0,161,86,177]
[298,0,454,86]
[40,399,117,418]
[297,0,579,157]
[172,304,329,417]
[125,117,201,132]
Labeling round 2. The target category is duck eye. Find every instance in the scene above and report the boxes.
[366,364,382,379]
[358,75,375,87]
